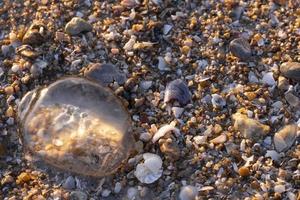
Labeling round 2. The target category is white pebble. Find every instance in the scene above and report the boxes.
[11,64,20,73]
[101,189,111,197]
[274,184,285,193]
[262,72,276,86]
[193,135,207,145]
[114,182,122,193]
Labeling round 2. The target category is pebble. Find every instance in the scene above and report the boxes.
[280,62,300,81]
[4,86,14,95]
[83,63,126,86]
[277,76,289,91]
[70,191,88,200]
[139,132,152,142]
[23,23,46,45]
[179,185,198,200]
[16,172,31,184]
[262,72,276,86]
[157,56,169,71]
[140,80,152,91]
[163,24,173,35]
[238,166,250,177]
[171,107,184,118]
[159,138,180,161]
[62,176,76,190]
[193,135,207,145]
[210,134,227,144]
[114,182,122,193]
[164,79,191,106]
[285,92,300,107]
[1,45,14,57]
[265,150,281,161]
[65,17,92,35]
[274,124,297,152]
[232,113,270,140]
[274,185,285,193]
[211,94,226,108]
[229,38,252,61]
[101,189,111,197]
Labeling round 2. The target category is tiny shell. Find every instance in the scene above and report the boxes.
[152,124,180,143]
[84,63,126,86]
[164,79,191,106]
[134,153,163,184]
[274,124,297,152]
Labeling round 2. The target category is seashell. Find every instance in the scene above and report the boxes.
[134,153,163,184]
[152,124,180,143]
[18,77,134,177]
[229,37,252,61]
[83,63,126,86]
[179,185,198,200]
[274,124,297,152]
[211,94,226,108]
[164,79,191,106]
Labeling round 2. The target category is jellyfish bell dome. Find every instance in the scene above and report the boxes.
[18,77,134,177]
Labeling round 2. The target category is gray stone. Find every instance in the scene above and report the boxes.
[62,176,76,190]
[70,191,88,200]
[65,17,92,35]
[280,62,300,81]
[229,38,252,61]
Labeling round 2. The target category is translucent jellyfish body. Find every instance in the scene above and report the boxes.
[18,77,133,177]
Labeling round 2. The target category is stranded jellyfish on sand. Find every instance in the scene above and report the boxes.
[18,77,134,177]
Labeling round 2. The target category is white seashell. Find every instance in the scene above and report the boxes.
[193,135,207,145]
[274,124,297,152]
[179,185,198,200]
[134,153,163,184]
[265,150,281,161]
[123,35,137,51]
[152,124,180,143]
[163,24,173,35]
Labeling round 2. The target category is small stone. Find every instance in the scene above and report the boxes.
[16,172,31,184]
[101,189,111,197]
[23,23,46,46]
[238,166,250,177]
[210,134,227,144]
[179,185,198,200]
[232,113,270,140]
[193,135,207,145]
[163,24,173,35]
[1,175,14,185]
[6,106,14,117]
[114,182,122,193]
[274,185,285,194]
[277,76,290,91]
[140,81,152,91]
[55,32,71,43]
[274,124,297,152]
[280,62,300,81]
[0,143,7,156]
[171,107,184,118]
[127,187,139,199]
[211,94,226,108]
[229,38,252,61]
[4,86,14,95]
[70,191,88,200]
[62,176,76,190]
[262,72,276,86]
[1,45,14,57]
[159,138,180,161]
[157,56,169,71]
[285,92,300,107]
[65,17,92,36]
[139,132,152,142]
[30,63,43,78]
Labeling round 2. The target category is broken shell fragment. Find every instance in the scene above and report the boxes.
[83,63,126,86]
[274,124,297,152]
[164,79,191,106]
[134,153,163,184]
[18,77,133,177]
[152,124,180,143]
